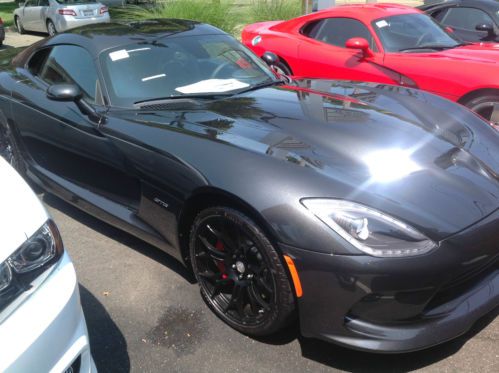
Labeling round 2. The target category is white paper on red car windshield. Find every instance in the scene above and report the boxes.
[376,20,388,28]
[175,79,249,94]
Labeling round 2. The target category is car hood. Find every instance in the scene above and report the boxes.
[108,79,499,241]
[0,158,48,263]
[393,43,499,65]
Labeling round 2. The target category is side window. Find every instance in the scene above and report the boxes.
[24,0,34,7]
[38,0,50,6]
[36,45,99,103]
[432,9,449,22]
[303,18,377,52]
[301,20,325,40]
[441,7,494,30]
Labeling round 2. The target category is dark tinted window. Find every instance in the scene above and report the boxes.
[441,7,494,30]
[303,18,377,51]
[38,0,49,6]
[432,9,448,21]
[37,45,98,102]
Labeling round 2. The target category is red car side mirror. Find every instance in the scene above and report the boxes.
[345,37,374,58]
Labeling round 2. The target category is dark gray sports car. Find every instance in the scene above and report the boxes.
[0,19,498,353]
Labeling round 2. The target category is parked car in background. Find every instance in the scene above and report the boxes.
[14,0,110,36]
[0,157,96,372]
[420,0,499,43]
[242,3,499,127]
[0,19,497,353]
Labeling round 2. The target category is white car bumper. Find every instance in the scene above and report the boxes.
[0,251,96,373]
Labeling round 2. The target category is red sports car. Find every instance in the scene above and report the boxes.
[242,3,499,126]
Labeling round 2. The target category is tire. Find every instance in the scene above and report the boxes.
[0,122,25,175]
[189,206,295,336]
[15,16,25,35]
[274,60,292,76]
[47,20,57,36]
[463,93,499,127]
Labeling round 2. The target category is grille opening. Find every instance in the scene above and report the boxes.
[425,258,498,312]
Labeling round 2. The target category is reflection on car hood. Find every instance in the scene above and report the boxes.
[108,79,499,240]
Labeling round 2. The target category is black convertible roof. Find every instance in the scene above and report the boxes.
[46,19,226,56]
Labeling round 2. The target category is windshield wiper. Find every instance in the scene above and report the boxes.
[399,43,469,52]
[235,79,285,95]
[134,93,231,105]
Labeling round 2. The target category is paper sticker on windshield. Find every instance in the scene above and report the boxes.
[376,20,388,28]
[109,50,130,61]
[175,79,249,94]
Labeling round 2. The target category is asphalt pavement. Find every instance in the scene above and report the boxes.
[1,30,498,373]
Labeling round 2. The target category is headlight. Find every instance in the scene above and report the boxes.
[302,199,437,257]
[0,220,63,313]
[8,222,61,273]
[0,262,12,292]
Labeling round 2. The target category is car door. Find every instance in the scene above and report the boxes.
[11,44,141,209]
[297,17,402,86]
[435,6,498,42]
[20,0,37,30]
[34,0,50,32]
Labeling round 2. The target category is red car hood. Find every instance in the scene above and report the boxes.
[393,43,499,64]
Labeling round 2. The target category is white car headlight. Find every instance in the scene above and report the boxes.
[8,223,60,273]
[0,262,12,292]
[0,220,63,312]
[302,199,437,257]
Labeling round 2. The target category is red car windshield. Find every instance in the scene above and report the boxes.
[372,13,461,52]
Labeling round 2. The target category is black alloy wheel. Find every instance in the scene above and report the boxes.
[190,207,295,336]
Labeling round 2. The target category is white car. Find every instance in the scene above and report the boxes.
[13,0,110,36]
[0,157,96,372]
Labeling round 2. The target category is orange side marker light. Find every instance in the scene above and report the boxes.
[283,255,303,298]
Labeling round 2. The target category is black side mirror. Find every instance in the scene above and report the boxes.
[47,83,82,101]
[47,83,104,124]
[475,23,496,37]
[261,51,279,68]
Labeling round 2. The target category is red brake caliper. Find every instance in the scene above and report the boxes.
[215,240,228,279]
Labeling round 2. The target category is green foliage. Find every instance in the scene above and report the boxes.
[119,0,238,35]
[249,0,302,22]
[0,2,18,27]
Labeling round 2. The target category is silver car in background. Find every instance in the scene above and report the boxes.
[14,0,110,36]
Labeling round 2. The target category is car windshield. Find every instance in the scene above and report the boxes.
[100,34,277,107]
[372,13,461,52]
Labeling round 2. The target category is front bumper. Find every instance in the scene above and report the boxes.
[0,251,96,372]
[282,209,498,353]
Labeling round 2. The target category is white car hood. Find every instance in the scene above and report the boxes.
[0,158,48,263]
